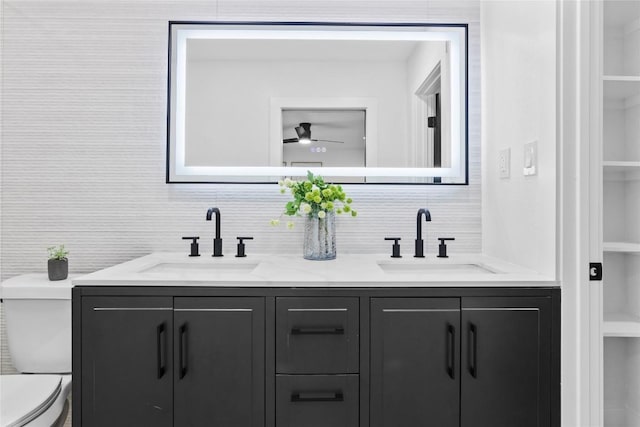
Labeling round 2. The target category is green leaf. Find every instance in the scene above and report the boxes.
[285,201,298,215]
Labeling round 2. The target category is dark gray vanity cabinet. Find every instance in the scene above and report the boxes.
[74,287,559,427]
[78,295,264,427]
[370,298,461,427]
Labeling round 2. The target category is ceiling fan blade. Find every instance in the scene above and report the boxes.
[313,139,345,144]
[283,138,299,143]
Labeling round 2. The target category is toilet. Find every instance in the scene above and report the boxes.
[0,274,74,427]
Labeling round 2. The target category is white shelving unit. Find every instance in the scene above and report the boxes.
[600,1,640,426]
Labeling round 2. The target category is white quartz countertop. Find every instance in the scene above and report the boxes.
[72,253,557,287]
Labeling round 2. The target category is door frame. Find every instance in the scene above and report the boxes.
[557,0,603,425]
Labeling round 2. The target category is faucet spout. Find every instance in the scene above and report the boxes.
[206,207,223,257]
[415,208,431,258]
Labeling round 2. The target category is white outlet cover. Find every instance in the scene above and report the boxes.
[523,140,538,176]
[498,148,510,179]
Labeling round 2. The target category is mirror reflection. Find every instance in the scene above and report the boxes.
[282,109,367,183]
[168,23,468,183]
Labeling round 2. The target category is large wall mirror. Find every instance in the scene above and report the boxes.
[167,22,468,184]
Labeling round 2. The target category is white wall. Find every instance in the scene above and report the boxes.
[481,0,557,277]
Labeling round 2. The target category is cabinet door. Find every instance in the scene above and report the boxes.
[461,297,552,427]
[81,296,173,427]
[370,298,460,427]
[173,297,265,427]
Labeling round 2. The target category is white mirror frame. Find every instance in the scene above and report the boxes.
[167,22,468,184]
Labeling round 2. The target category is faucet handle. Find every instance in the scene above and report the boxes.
[437,237,455,258]
[384,237,402,258]
[182,236,200,257]
[236,237,253,258]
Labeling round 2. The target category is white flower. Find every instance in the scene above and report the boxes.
[278,180,284,186]
[317,210,326,219]
[312,184,319,192]
[301,203,312,214]
[284,178,293,187]
[287,221,295,229]
[270,219,280,226]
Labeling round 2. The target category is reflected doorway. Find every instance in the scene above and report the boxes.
[282,109,366,183]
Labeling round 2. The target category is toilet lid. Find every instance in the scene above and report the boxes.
[0,375,62,427]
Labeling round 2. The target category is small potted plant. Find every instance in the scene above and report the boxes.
[47,245,69,281]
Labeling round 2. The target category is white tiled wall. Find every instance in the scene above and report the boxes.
[0,0,481,398]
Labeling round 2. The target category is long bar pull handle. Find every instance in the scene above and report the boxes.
[447,324,455,379]
[179,323,188,379]
[290,326,345,335]
[469,323,477,378]
[291,391,344,402]
[156,323,166,379]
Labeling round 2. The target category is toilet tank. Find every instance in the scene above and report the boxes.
[1,274,74,373]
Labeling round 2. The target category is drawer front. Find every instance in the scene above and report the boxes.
[276,297,359,374]
[276,375,359,427]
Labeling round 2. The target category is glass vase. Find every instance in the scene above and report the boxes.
[303,211,336,260]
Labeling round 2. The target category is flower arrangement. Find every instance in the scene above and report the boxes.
[271,171,356,228]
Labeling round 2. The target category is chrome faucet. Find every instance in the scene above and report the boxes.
[206,207,223,257]
[415,208,431,258]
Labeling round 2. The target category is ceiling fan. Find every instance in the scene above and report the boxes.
[282,122,345,145]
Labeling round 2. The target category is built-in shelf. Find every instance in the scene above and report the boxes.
[603,162,640,181]
[603,80,640,101]
[600,2,640,425]
[603,314,640,337]
[603,75,640,82]
[603,161,640,170]
[603,242,640,253]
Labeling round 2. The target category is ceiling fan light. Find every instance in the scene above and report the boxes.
[295,122,312,139]
[298,137,311,145]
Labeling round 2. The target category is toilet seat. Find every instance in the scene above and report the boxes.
[0,375,69,427]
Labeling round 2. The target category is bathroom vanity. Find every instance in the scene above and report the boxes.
[72,254,560,427]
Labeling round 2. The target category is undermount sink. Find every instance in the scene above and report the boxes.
[377,261,497,275]
[140,262,259,277]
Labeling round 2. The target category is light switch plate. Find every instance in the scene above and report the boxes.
[523,141,538,176]
[498,148,510,179]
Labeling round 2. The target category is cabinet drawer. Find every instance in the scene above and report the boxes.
[276,374,359,427]
[276,297,359,374]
